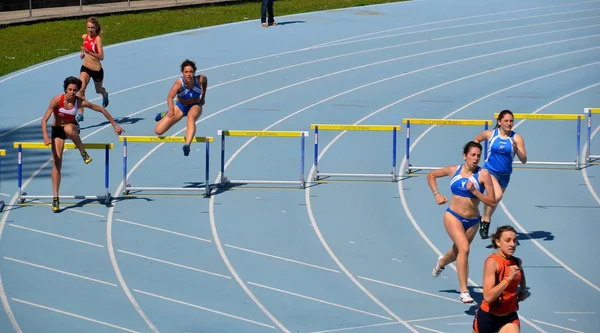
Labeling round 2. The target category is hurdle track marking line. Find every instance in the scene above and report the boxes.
[0,2,595,140]
[132,289,276,329]
[116,218,212,243]
[224,244,341,273]
[213,47,600,333]
[247,281,393,321]
[309,321,400,333]
[104,26,600,333]
[3,257,117,287]
[7,224,104,248]
[11,298,140,333]
[357,276,464,304]
[311,0,600,47]
[496,81,600,293]
[117,249,231,280]
[530,319,585,333]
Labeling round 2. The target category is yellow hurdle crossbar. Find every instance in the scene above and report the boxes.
[217,129,308,188]
[14,142,113,150]
[585,108,600,163]
[0,149,5,156]
[217,130,308,137]
[310,124,401,131]
[494,113,581,120]
[120,136,214,143]
[312,124,401,182]
[402,118,490,126]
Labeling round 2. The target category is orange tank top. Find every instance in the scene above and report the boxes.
[480,253,521,315]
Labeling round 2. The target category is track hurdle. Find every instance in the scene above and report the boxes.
[14,142,113,205]
[496,113,583,169]
[403,118,490,174]
[217,130,308,189]
[584,108,600,164]
[0,149,5,212]
[311,124,401,181]
[120,136,213,197]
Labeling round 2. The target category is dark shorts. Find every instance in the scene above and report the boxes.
[52,125,80,140]
[473,308,520,333]
[80,65,104,82]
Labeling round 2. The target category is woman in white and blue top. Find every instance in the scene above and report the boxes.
[474,110,527,239]
[427,141,497,304]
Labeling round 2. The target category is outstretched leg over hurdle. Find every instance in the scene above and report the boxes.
[155,59,207,156]
[40,76,124,211]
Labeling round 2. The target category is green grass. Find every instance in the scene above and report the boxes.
[0,0,406,77]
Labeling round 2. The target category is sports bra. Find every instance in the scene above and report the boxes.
[82,34,98,53]
[53,95,78,120]
[176,76,203,101]
[450,164,484,199]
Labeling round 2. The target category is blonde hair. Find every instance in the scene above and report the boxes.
[87,16,102,36]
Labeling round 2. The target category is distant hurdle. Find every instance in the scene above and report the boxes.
[217,130,308,188]
[585,108,600,164]
[14,142,113,205]
[312,124,401,181]
[499,113,584,169]
[0,149,5,212]
[403,118,490,174]
[120,136,213,197]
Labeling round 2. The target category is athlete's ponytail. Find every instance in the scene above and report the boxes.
[495,110,514,129]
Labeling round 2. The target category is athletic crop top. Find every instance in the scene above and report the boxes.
[450,165,484,199]
[484,128,516,175]
[82,34,98,53]
[176,76,203,101]
[53,95,78,120]
[480,253,522,315]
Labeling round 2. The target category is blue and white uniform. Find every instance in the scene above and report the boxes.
[483,128,516,188]
[446,165,484,230]
[174,76,203,116]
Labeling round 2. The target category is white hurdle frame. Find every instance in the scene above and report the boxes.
[585,108,600,164]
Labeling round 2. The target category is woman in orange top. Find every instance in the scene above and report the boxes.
[473,225,530,333]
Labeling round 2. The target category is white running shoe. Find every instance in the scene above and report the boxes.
[432,256,444,277]
[460,292,474,304]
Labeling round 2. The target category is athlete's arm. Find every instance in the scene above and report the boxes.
[474,129,491,143]
[41,96,58,145]
[166,79,181,113]
[83,36,104,61]
[517,258,529,301]
[427,165,455,204]
[79,97,124,134]
[513,134,527,164]
[199,75,207,105]
[470,169,497,207]
[482,257,507,304]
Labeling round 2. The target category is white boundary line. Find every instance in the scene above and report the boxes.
[582,125,600,205]
[530,319,585,333]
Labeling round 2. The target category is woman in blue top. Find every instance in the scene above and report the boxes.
[427,141,497,303]
[155,59,208,156]
[474,110,527,239]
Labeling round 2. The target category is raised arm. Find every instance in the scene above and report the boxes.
[474,129,492,144]
[427,165,455,205]
[199,75,207,105]
[79,97,124,135]
[166,79,182,113]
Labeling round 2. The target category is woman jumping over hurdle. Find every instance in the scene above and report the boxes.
[42,76,124,212]
[472,225,529,333]
[77,16,110,122]
[154,59,208,156]
[427,141,497,304]
[474,110,527,239]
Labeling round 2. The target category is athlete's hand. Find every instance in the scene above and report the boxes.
[43,137,52,146]
[167,108,175,117]
[434,193,448,205]
[113,125,124,135]
[466,180,477,193]
[199,97,205,106]
[507,265,520,281]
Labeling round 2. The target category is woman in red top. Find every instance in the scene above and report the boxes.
[42,76,124,212]
[77,16,109,122]
[473,225,530,333]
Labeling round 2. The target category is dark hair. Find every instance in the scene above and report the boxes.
[87,17,102,35]
[463,141,482,155]
[491,225,517,248]
[495,110,514,129]
[180,59,197,73]
[63,76,82,92]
